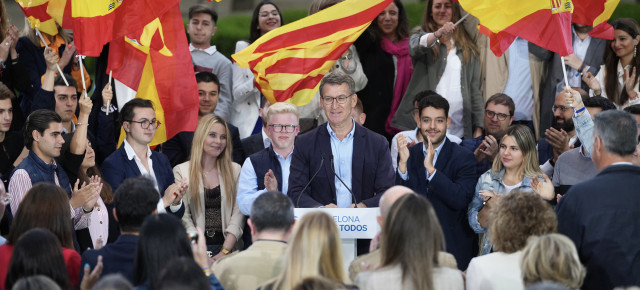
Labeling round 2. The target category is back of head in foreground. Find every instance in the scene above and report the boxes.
[269,211,348,290]
[380,194,445,290]
[521,233,585,289]
[113,176,160,233]
[250,191,295,234]
[591,110,638,170]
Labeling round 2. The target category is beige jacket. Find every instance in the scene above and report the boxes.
[173,161,245,250]
[348,248,458,281]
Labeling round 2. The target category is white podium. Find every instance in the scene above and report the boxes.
[294,208,380,268]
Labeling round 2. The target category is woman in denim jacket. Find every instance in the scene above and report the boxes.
[468,125,551,255]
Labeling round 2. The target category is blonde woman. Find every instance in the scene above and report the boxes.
[521,233,586,289]
[260,211,352,290]
[173,114,244,261]
[468,125,553,255]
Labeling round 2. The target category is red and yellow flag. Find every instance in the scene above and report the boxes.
[16,0,59,35]
[572,0,619,40]
[459,0,574,57]
[108,4,199,146]
[233,0,392,106]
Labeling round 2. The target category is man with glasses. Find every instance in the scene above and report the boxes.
[102,99,187,218]
[461,93,515,177]
[236,102,300,215]
[288,72,394,209]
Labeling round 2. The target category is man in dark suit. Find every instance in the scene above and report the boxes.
[556,110,640,290]
[288,72,394,208]
[396,92,477,270]
[161,72,245,167]
[101,99,187,218]
[80,176,159,284]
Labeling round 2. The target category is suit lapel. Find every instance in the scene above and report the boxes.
[434,138,452,171]
[121,147,142,177]
[319,127,336,195]
[351,125,365,201]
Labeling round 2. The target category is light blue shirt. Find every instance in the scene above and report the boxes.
[503,37,534,121]
[236,148,293,215]
[398,138,446,182]
[327,121,355,208]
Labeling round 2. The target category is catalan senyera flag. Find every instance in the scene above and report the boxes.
[459,0,574,57]
[108,4,199,146]
[233,0,392,106]
[572,0,619,40]
[16,0,59,35]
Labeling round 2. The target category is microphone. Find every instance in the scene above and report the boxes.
[296,153,325,208]
[328,154,358,208]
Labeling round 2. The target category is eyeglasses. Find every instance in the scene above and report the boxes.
[322,94,353,105]
[485,110,510,121]
[269,124,297,133]
[259,11,279,18]
[128,119,161,129]
[552,105,571,113]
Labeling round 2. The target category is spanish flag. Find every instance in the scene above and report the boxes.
[108,4,199,146]
[16,0,59,35]
[572,0,619,40]
[233,0,392,106]
[459,0,574,57]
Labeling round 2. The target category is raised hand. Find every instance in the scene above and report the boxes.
[582,66,601,95]
[531,174,554,201]
[264,169,278,192]
[623,66,638,100]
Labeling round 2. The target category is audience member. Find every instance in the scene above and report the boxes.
[259,211,351,290]
[237,102,299,215]
[156,257,212,290]
[355,194,464,290]
[187,4,233,120]
[556,110,640,289]
[396,93,476,269]
[91,274,133,290]
[552,96,616,195]
[101,99,187,218]
[292,276,350,290]
[469,125,552,255]
[348,186,457,280]
[161,72,244,166]
[212,191,294,290]
[9,109,99,229]
[537,24,606,133]
[80,177,160,284]
[0,83,26,189]
[0,184,81,289]
[288,72,394,208]
[172,114,244,260]
[466,190,558,290]
[624,104,640,166]
[583,18,640,108]
[133,214,223,290]
[461,93,515,176]
[0,3,29,118]
[350,98,366,126]
[521,233,586,290]
[230,1,284,139]
[10,275,62,290]
[241,98,271,157]
[355,0,412,138]
[4,228,71,290]
[397,0,482,140]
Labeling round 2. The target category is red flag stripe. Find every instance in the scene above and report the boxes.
[256,75,325,103]
[21,3,53,21]
[72,13,119,56]
[262,42,354,75]
[252,3,384,53]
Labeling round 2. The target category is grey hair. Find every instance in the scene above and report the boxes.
[593,110,638,156]
[318,72,355,97]
[92,274,134,290]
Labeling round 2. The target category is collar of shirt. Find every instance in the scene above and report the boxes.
[189,43,217,55]
[262,127,271,148]
[123,138,152,161]
[327,119,356,140]
[62,121,76,134]
[273,146,294,161]
[571,27,592,44]
[611,162,634,166]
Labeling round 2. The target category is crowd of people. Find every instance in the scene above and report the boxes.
[1,0,640,289]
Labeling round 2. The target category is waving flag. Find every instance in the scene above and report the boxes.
[459,0,574,57]
[233,0,392,105]
[572,0,619,40]
[16,0,59,35]
[108,4,199,146]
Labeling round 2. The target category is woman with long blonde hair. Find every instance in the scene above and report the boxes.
[173,114,244,261]
[261,211,351,290]
[468,125,553,255]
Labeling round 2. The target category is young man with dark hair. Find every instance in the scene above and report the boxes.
[80,176,160,284]
[212,191,295,290]
[188,4,233,121]
[101,99,187,218]
[396,92,476,270]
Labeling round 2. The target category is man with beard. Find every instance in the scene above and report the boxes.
[537,87,587,176]
[396,92,476,270]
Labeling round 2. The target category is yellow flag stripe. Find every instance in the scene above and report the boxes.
[71,0,123,18]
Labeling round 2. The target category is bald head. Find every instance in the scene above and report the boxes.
[379,185,414,220]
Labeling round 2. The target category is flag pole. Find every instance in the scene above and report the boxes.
[77,55,88,98]
[560,56,573,107]
[107,70,112,116]
[35,28,69,86]
[454,13,470,27]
